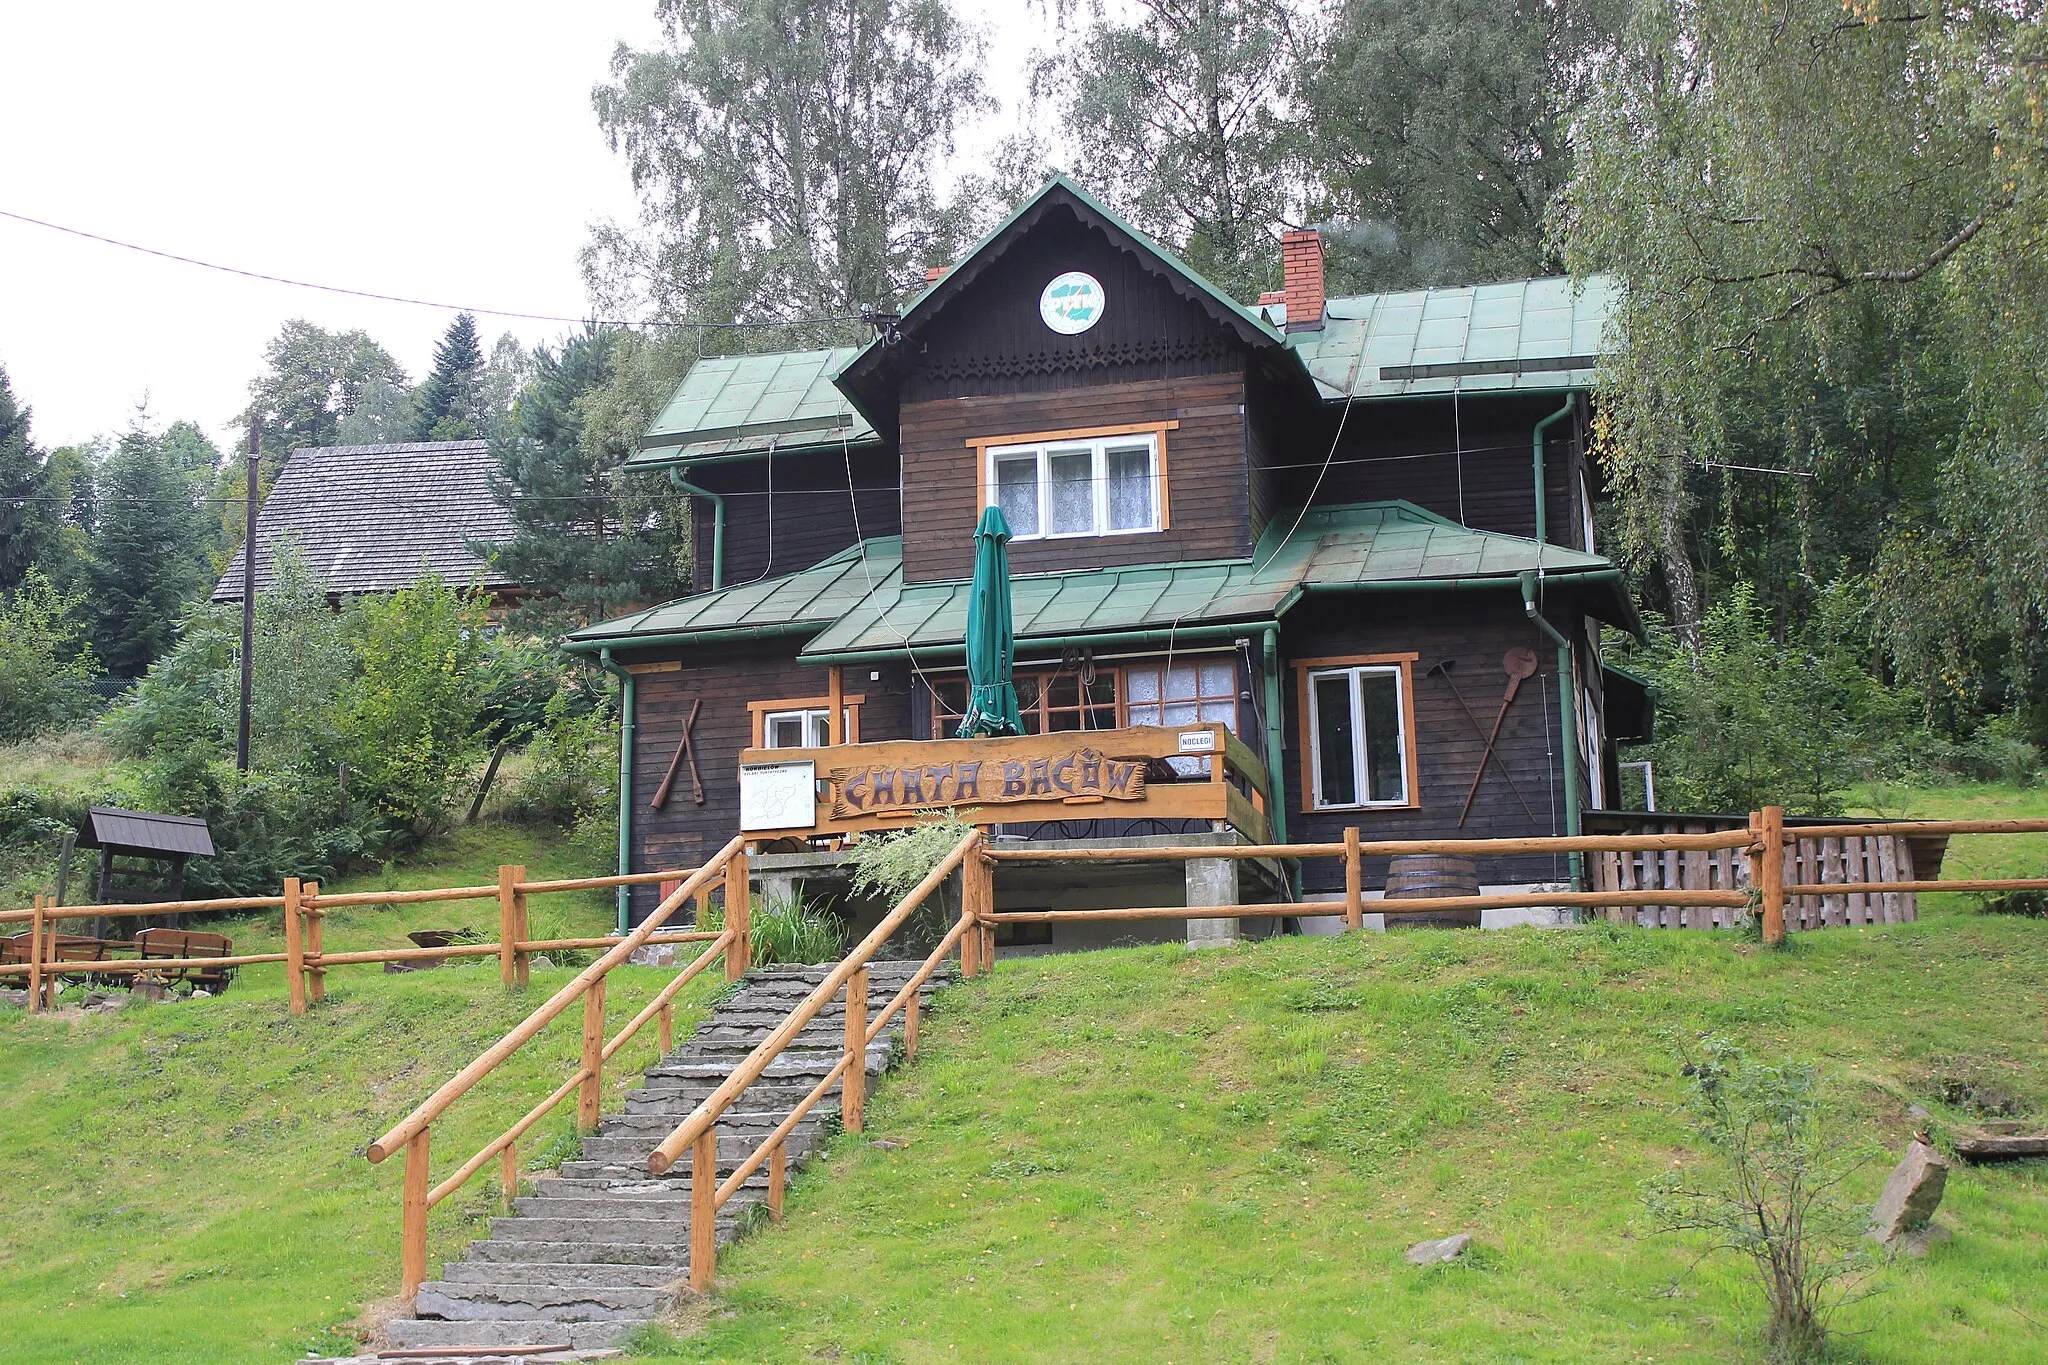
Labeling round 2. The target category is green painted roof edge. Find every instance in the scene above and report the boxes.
[561,537,902,650]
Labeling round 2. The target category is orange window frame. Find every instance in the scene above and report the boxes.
[747,695,865,748]
[968,420,1178,533]
[1292,652,1421,813]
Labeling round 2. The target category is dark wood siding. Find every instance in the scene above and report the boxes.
[1262,392,1585,545]
[687,444,902,592]
[624,644,915,920]
[899,371,1253,584]
[1281,593,1597,893]
[901,205,1249,405]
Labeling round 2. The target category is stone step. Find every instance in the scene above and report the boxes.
[513,1185,780,1221]
[440,1260,683,1288]
[569,1134,814,1168]
[488,1214,739,1246]
[310,1352,608,1365]
[462,1239,705,1267]
[416,1280,673,1322]
[595,1111,823,1142]
[386,1317,630,1351]
[621,1087,818,1113]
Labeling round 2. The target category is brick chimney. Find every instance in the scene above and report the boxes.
[1281,228,1325,332]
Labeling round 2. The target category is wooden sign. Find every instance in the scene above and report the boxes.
[829,746,1148,818]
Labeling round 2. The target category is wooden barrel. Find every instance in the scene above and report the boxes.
[1383,854,1482,929]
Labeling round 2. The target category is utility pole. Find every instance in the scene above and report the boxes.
[236,420,260,772]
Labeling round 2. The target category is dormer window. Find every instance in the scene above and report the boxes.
[981,426,1168,540]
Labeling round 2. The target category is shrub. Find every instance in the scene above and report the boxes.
[0,569,98,741]
[509,686,617,827]
[845,810,978,951]
[1643,1038,1878,1363]
[697,889,850,966]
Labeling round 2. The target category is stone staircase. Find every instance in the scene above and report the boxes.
[313,960,947,1364]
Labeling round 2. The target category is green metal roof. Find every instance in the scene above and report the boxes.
[1281,275,1617,400]
[563,538,903,650]
[630,347,878,467]
[800,502,1625,658]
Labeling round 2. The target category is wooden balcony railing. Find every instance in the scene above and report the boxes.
[736,723,1271,841]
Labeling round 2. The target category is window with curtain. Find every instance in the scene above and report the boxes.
[987,433,1160,540]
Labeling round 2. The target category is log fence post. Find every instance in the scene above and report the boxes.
[960,907,980,978]
[842,965,868,1133]
[1343,827,1363,931]
[27,895,45,1013]
[767,1141,787,1221]
[497,865,519,987]
[305,882,325,1003]
[904,991,921,1062]
[689,1126,717,1292]
[724,848,751,982]
[401,1125,431,1303]
[513,866,530,987]
[500,1142,518,1213]
[1758,805,1787,946]
[658,999,674,1055]
[578,977,607,1131]
[283,877,306,1016]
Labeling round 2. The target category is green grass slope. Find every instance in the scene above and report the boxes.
[0,824,724,1365]
[635,911,2048,1364]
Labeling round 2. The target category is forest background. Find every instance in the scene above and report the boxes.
[3,0,2045,895]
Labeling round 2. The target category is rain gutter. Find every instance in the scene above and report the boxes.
[1519,570,1583,889]
[595,648,636,934]
[1260,625,1292,871]
[668,467,725,592]
[801,620,1277,666]
[562,620,822,656]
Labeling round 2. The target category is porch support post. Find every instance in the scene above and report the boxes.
[1185,856,1239,948]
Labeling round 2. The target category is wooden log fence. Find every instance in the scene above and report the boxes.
[314,807,2048,1305]
[1,863,739,1016]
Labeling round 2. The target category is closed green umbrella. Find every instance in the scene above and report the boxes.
[956,505,1025,738]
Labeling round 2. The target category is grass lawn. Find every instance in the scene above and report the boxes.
[4,790,2044,1363]
[625,908,2048,1363]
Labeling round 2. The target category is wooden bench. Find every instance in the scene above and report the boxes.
[134,928,235,994]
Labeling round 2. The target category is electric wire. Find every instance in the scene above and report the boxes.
[0,206,862,331]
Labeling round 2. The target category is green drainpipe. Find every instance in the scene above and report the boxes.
[669,466,725,591]
[1261,625,1298,897]
[1520,571,1582,890]
[1531,393,1577,545]
[597,648,636,933]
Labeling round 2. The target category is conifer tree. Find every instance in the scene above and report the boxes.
[0,364,60,593]
[411,313,487,441]
[484,329,690,630]
[87,424,209,677]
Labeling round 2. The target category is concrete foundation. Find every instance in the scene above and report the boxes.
[1295,884,1581,934]
[1184,856,1240,947]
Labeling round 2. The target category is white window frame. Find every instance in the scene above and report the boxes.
[760,707,855,749]
[1306,664,1413,810]
[985,432,1162,541]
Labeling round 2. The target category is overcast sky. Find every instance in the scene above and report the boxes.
[0,1,1039,455]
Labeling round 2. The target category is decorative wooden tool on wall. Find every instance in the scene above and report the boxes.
[1459,647,1540,826]
[651,698,705,809]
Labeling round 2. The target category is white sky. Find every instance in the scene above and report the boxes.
[0,1,1042,455]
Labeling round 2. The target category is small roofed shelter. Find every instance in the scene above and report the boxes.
[213,440,526,609]
[79,807,215,928]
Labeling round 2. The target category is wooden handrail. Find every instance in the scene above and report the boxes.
[367,835,744,1165]
[1784,818,2048,838]
[983,830,1759,862]
[0,893,287,924]
[425,934,732,1210]
[983,887,1755,923]
[1782,877,2048,897]
[646,828,983,1177]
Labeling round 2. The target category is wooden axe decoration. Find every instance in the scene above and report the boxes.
[650,697,705,809]
[1458,647,1539,826]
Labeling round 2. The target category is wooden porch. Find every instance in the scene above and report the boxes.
[734,723,1272,842]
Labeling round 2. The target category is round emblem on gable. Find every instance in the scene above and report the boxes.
[1039,271,1105,335]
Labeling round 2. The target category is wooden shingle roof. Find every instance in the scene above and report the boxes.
[213,441,520,602]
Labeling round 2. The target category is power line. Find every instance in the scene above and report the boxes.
[0,206,863,331]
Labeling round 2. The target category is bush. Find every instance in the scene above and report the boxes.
[1620,582,1901,815]
[509,685,617,827]
[845,810,977,950]
[698,888,849,966]
[0,570,98,741]
[1643,1038,1879,1363]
